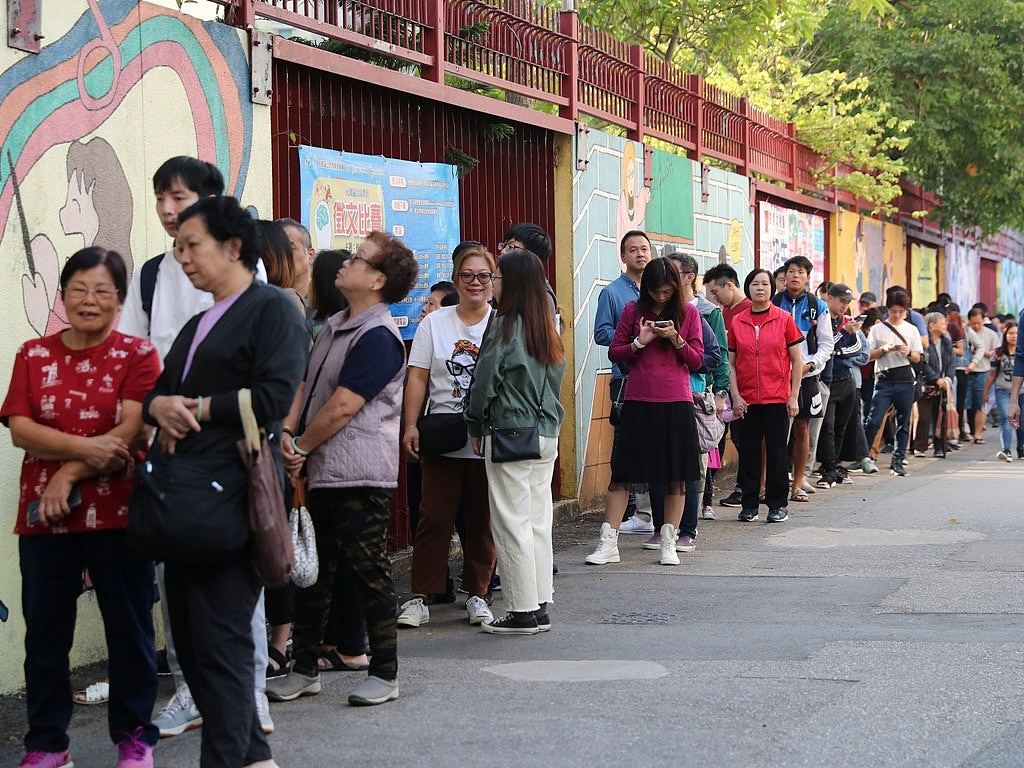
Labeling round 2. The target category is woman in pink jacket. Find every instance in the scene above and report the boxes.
[585,257,704,566]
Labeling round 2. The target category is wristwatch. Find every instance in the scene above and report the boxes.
[632,337,646,351]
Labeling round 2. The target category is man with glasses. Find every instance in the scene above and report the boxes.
[499,223,559,327]
[594,230,653,533]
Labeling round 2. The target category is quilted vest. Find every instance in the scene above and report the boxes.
[300,303,406,490]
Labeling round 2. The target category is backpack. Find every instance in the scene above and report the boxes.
[773,291,818,356]
[140,253,164,328]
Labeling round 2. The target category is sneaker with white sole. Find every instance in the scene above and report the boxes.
[17,751,73,768]
[153,684,202,738]
[997,450,1013,463]
[618,513,655,535]
[265,670,321,702]
[675,534,696,553]
[861,457,879,474]
[659,524,680,565]
[397,597,430,628]
[584,522,620,564]
[348,675,399,706]
[701,505,716,520]
[466,596,493,625]
[719,490,743,507]
[641,532,662,550]
[255,690,273,735]
[481,611,540,635]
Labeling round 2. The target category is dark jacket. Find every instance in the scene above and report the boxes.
[145,281,308,454]
[923,333,956,385]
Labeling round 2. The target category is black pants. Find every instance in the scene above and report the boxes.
[819,376,857,472]
[20,531,157,752]
[609,378,637,511]
[914,393,946,453]
[735,404,790,510]
[650,477,702,537]
[293,488,398,680]
[165,552,269,768]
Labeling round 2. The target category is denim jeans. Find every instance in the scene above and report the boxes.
[864,378,916,463]
[993,388,1015,452]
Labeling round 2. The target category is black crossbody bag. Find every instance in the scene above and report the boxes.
[490,368,549,464]
[882,321,926,400]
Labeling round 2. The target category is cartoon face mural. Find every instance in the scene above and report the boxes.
[0,0,269,695]
[446,338,480,406]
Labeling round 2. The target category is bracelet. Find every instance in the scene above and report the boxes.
[632,337,646,351]
[196,395,204,422]
[291,435,311,457]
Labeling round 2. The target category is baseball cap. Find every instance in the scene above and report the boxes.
[858,291,877,304]
[828,283,854,301]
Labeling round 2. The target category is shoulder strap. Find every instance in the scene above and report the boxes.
[883,320,908,345]
[140,254,164,324]
[771,292,784,307]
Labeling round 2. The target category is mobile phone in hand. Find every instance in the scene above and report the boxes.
[653,320,673,328]
[27,484,83,525]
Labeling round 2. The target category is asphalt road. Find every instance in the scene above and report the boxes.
[3,445,1024,767]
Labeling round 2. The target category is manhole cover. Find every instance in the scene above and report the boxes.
[600,612,679,625]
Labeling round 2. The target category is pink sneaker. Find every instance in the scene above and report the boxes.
[17,752,73,768]
[116,733,154,768]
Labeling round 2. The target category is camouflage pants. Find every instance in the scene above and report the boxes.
[292,488,398,681]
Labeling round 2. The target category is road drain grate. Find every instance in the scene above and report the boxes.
[600,612,680,625]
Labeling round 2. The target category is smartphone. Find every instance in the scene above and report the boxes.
[853,314,867,322]
[27,484,82,525]
[653,320,673,328]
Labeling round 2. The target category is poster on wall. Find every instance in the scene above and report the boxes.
[910,243,938,306]
[298,146,460,340]
[758,201,826,278]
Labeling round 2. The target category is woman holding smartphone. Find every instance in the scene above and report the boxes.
[585,257,704,567]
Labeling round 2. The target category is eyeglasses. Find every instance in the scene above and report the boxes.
[445,359,476,377]
[457,271,493,285]
[497,241,516,254]
[351,254,381,271]
[65,285,117,301]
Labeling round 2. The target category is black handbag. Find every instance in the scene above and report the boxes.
[883,321,927,400]
[127,445,250,564]
[609,376,627,427]
[417,406,468,456]
[489,368,549,464]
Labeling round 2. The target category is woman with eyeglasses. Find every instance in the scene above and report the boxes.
[399,246,499,629]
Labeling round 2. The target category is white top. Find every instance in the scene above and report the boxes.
[119,249,267,361]
[965,325,1000,373]
[868,319,924,376]
[408,305,491,459]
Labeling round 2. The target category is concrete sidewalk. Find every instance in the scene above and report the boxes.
[3,446,1024,767]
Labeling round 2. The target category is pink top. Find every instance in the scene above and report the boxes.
[609,300,704,402]
[181,291,243,381]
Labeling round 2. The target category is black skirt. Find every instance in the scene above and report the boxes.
[610,400,702,493]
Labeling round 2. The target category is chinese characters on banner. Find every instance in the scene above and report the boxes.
[758,201,826,279]
[298,146,461,340]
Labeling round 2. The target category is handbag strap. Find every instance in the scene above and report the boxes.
[882,320,909,347]
[238,388,261,455]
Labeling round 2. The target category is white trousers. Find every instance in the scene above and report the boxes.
[484,435,558,613]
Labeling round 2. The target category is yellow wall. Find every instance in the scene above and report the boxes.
[910,243,940,306]
[829,211,908,298]
[0,0,271,693]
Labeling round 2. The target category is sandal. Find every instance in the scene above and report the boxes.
[789,489,810,503]
[317,648,369,672]
[73,680,109,706]
[266,647,290,679]
[973,438,986,444]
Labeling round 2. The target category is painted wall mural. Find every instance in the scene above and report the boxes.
[998,259,1024,316]
[571,128,753,507]
[943,237,981,309]
[0,0,270,694]
[910,243,939,307]
[830,212,905,298]
[758,200,826,278]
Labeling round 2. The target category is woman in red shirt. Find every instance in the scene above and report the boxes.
[585,257,704,567]
[727,268,804,524]
[2,247,161,768]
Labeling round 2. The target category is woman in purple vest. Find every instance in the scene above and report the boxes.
[273,232,417,708]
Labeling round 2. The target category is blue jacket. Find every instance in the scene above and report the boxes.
[595,274,640,379]
[832,323,869,383]
[774,290,834,377]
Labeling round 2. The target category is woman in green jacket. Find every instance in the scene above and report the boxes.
[465,249,566,635]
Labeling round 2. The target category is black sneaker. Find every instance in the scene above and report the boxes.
[482,611,540,635]
[815,470,838,489]
[1017,447,1023,459]
[766,508,789,523]
[720,491,744,508]
[534,603,551,632]
[933,449,945,458]
[890,461,907,477]
[880,443,893,454]
[488,573,502,592]
[738,508,758,522]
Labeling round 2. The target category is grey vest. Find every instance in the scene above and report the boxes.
[301,303,405,490]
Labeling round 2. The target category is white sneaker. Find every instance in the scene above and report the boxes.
[153,684,202,738]
[255,689,273,734]
[584,522,620,564]
[618,514,655,535]
[997,450,1013,463]
[466,595,493,625]
[659,524,680,566]
[701,505,716,520]
[397,597,430,628]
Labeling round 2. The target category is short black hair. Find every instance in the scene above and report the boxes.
[430,280,455,294]
[503,223,552,262]
[440,290,460,307]
[452,240,484,264]
[783,255,813,275]
[176,196,260,271]
[936,292,952,306]
[744,268,776,300]
[310,249,349,318]
[60,247,128,302]
[967,306,986,320]
[620,230,651,254]
[885,285,907,295]
[972,301,989,315]
[817,280,833,295]
[152,156,224,197]
[886,290,911,310]
[773,265,786,279]
[703,263,739,286]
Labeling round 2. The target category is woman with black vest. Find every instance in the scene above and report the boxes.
[271,232,417,708]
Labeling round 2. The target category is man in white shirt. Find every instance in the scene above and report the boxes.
[964,306,1000,441]
[119,156,272,738]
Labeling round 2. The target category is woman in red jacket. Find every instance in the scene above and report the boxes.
[585,257,704,566]
[728,268,804,524]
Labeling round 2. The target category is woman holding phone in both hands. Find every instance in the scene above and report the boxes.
[585,257,704,567]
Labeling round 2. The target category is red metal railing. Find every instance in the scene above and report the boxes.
[218,0,935,212]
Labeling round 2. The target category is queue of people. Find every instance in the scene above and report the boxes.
[4,155,1017,768]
